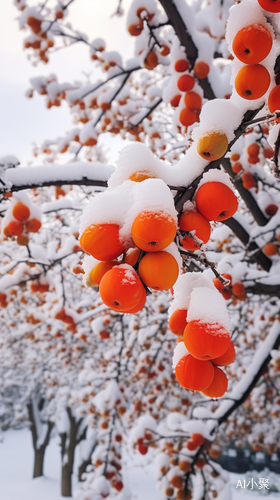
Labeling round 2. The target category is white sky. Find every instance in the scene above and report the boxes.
[0,1,133,165]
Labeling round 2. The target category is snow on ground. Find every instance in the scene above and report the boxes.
[0,429,279,500]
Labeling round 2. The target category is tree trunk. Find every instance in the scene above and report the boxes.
[27,398,54,479]
[61,463,73,497]
[33,447,46,478]
[60,408,85,497]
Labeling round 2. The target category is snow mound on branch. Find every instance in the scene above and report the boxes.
[169,273,215,316]
[195,168,236,194]
[187,287,232,332]
[192,99,241,143]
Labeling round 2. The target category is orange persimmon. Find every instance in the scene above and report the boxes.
[257,0,280,13]
[195,182,238,221]
[4,221,24,237]
[268,85,280,122]
[175,354,214,391]
[89,260,118,286]
[184,91,202,111]
[193,61,210,79]
[196,132,228,161]
[124,247,141,266]
[212,340,235,366]
[169,309,188,336]
[235,64,270,100]
[183,320,231,360]
[174,59,189,72]
[138,251,179,290]
[179,108,199,127]
[241,172,256,189]
[232,24,273,64]
[25,218,41,233]
[99,266,145,313]
[202,366,228,398]
[80,224,125,261]
[178,209,211,250]
[177,74,195,92]
[12,203,30,222]
[263,242,278,256]
[170,94,181,107]
[131,211,177,252]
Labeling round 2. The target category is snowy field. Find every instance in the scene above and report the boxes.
[0,429,279,500]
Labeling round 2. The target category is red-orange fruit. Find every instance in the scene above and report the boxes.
[195,182,238,221]
[235,64,270,100]
[124,247,141,266]
[183,321,231,360]
[80,224,125,261]
[125,286,146,313]
[25,218,41,233]
[221,289,232,300]
[263,147,274,158]
[160,44,170,56]
[213,273,232,291]
[128,21,143,36]
[175,354,214,391]
[138,251,179,291]
[170,94,181,107]
[248,155,259,165]
[230,153,240,162]
[186,440,197,451]
[192,433,205,447]
[265,204,278,216]
[232,282,246,299]
[83,137,97,147]
[257,0,280,13]
[241,172,257,189]
[193,61,210,79]
[197,132,228,161]
[170,476,184,489]
[12,203,30,222]
[202,366,228,398]
[179,460,191,473]
[17,234,29,246]
[131,211,177,252]
[4,221,24,237]
[177,74,195,92]
[169,309,188,336]
[89,260,118,286]
[232,162,243,173]
[179,107,199,127]
[263,242,278,256]
[184,91,202,111]
[144,52,158,70]
[174,59,189,72]
[27,16,42,34]
[268,85,280,122]
[176,489,192,500]
[247,143,260,156]
[100,330,110,339]
[232,24,273,64]
[212,340,235,366]
[179,209,211,250]
[99,266,145,313]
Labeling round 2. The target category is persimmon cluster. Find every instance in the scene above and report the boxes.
[170,275,235,398]
[2,200,41,246]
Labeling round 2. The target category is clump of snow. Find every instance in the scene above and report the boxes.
[172,342,189,369]
[187,287,231,332]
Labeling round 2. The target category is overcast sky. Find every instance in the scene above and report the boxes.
[0,1,133,166]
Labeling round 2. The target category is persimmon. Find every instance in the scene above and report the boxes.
[169,309,188,336]
[213,273,232,291]
[17,234,29,246]
[212,340,235,366]
[241,172,256,189]
[179,460,191,473]
[131,211,177,252]
[83,137,97,147]
[124,247,141,266]
[89,260,118,286]
[144,52,158,70]
[186,440,198,451]
[177,74,195,92]
[221,289,232,300]
[263,147,274,159]
[192,433,205,447]
[232,282,246,300]
[99,266,145,313]
[170,475,184,489]
[184,91,202,111]
[80,223,125,261]
[248,155,259,165]
[235,64,270,100]
[25,218,41,232]
[125,286,146,313]
[193,61,210,79]
[170,94,181,107]
[257,0,280,13]
[27,16,42,34]
[12,202,30,221]
[247,143,260,156]
[100,330,110,339]
[129,171,155,182]
[195,182,238,221]
[176,489,192,500]
[174,59,189,72]
[179,209,211,250]
[202,366,228,398]
[128,21,143,36]
[165,488,174,497]
[232,24,273,64]
[136,7,154,21]
[268,85,280,122]
[183,321,231,360]
[138,444,148,455]
[265,204,278,216]
[195,457,207,468]
[196,132,228,161]
[230,153,240,161]
[160,44,170,56]
[179,108,199,127]
[138,251,179,291]
[263,242,278,256]
[232,162,243,173]
[4,221,24,237]
[175,354,214,391]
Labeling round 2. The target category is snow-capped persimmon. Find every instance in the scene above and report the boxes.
[12,202,30,222]
[235,64,270,100]
[196,132,228,161]
[175,354,214,391]
[232,24,273,64]
[25,218,41,232]
[138,251,179,291]
[257,0,280,13]
[265,204,278,216]
[177,74,195,92]
[184,91,202,111]
[128,20,143,36]
[170,94,181,107]
[241,172,257,189]
[202,366,228,398]
[268,85,280,122]
[212,340,235,366]
[131,211,177,252]
[178,209,211,250]
[174,59,189,72]
[179,108,199,127]
[99,266,145,313]
[183,321,231,360]
[80,224,125,261]
[263,242,278,256]
[195,182,238,221]
[89,260,118,287]
[193,61,210,79]
[4,221,24,237]
[169,308,188,336]
[27,16,42,34]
